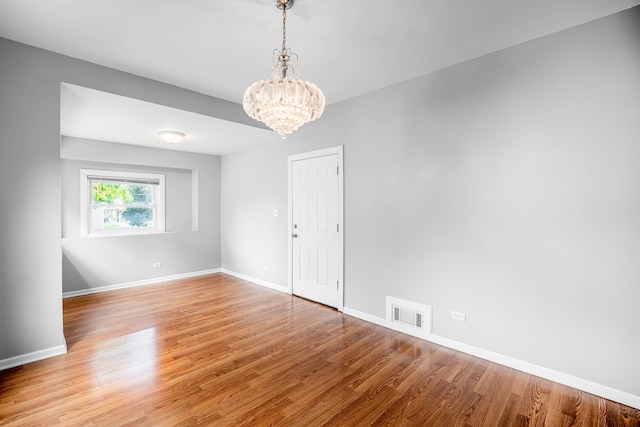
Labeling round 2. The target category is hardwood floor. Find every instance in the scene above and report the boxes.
[1,273,638,426]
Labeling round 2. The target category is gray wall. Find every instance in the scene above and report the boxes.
[221,7,640,397]
[61,137,220,293]
[0,37,249,361]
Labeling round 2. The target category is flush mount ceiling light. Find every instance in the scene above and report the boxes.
[157,130,186,144]
[243,0,325,139]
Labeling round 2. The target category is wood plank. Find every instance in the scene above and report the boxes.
[1,273,638,426]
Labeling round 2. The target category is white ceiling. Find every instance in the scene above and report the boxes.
[60,83,276,155]
[3,0,640,154]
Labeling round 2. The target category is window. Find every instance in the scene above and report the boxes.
[80,169,165,235]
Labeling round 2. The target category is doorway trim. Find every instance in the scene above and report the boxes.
[287,145,344,311]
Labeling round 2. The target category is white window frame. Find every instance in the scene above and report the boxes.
[80,169,165,236]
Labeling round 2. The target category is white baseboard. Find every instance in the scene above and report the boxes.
[63,268,222,298]
[342,307,640,410]
[0,344,68,371]
[221,269,289,294]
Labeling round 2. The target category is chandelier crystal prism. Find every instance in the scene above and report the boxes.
[243,0,325,139]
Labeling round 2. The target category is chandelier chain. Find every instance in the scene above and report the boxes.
[282,6,287,52]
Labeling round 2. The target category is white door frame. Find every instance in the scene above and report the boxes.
[287,146,344,311]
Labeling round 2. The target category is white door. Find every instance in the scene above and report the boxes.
[291,153,340,308]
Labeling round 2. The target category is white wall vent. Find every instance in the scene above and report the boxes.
[386,296,432,337]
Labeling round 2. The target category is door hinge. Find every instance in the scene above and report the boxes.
[337,280,339,289]
[337,166,339,175]
[337,224,339,232]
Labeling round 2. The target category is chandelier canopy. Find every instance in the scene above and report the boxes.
[243,0,325,139]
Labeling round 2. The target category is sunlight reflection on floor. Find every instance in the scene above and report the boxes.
[91,328,159,387]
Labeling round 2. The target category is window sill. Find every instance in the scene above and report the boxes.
[79,229,167,238]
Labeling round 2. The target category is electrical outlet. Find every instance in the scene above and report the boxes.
[451,310,466,322]
[263,266,269,272]
[153,262,162,269]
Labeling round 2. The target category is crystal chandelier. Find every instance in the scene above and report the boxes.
[243,0,325,139]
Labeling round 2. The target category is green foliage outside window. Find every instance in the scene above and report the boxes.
[92,183,152,204]
[92,182,154,228]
